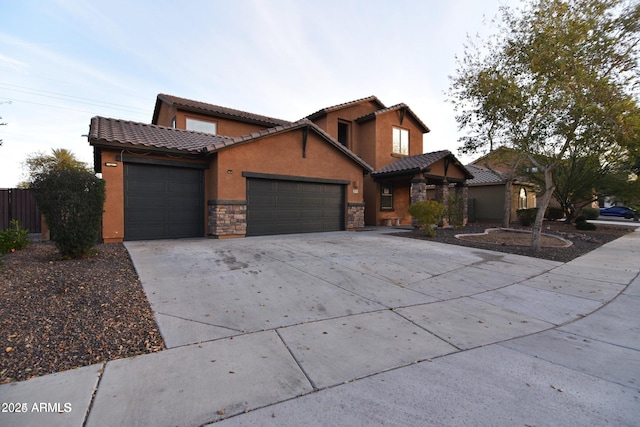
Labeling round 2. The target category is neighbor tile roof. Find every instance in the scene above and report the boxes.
[89,116,234,153]
[155,94,291,127]
[306,96,386,120]
[372,150,474,179]
[355,103,430,133]
[465,164,507,185]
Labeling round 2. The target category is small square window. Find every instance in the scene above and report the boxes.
[380,183,393,210]
[392,127,409,155]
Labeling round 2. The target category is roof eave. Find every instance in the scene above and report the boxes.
[371,168,421,180]
[90,139,206,157]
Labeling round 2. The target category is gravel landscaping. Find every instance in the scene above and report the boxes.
[0,242,164,384]
[394,221,634,263]
[0,221,634,384]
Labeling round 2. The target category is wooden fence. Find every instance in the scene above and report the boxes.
[0,189,41,233]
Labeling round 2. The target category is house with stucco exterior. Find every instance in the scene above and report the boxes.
[89,94,472,242]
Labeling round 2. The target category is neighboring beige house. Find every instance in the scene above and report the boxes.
[465,164,537,223]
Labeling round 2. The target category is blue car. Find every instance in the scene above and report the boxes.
[599,206,637,219]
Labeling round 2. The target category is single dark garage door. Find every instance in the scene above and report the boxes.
[246,178,345,236]
[124,163,204,240]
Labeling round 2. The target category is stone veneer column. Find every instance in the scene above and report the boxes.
[347,202,365,230]
[208,200,247,237]
[434,180,449,227]
[410,179,428,203]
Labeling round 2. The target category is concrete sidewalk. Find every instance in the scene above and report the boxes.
[1,227,639,426]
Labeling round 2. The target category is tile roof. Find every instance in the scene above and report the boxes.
[154,94,291,127]
[372,150,474,179]
[89,116,234,153]
[465,164,507,185]
[306,96,386,120]
[89,117,373,172]
[372,150,451,176]
[355,103,430,133]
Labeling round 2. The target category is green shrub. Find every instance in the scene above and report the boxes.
[580,207,600,220]
[545,207,564,220]
[516,208,538,226]
[31,169,105,259]
[575,220,597,230]
[409,200,445,237]
[0,220,30,254]
[446,192,465,228]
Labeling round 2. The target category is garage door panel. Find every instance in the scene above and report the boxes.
[124,164,204,240]
[246,178,344,236]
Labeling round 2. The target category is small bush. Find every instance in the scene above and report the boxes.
[545,207,564,220]
[0,220,30,254]
[31,169,105,259]
[446,192,465,228]
[409,200,445,237]
[516,208,538,226]
[575,220,597,230]
[580,207,600,220]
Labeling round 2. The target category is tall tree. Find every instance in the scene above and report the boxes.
[21,148,90,187]
[450,0,640,250]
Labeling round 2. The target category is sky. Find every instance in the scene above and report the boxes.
[0,0,510,188]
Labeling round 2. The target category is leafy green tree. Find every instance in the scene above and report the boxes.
[21,148,89,187]
[31,169,105,259]
[449,0,640,250]
[523,151,603,221]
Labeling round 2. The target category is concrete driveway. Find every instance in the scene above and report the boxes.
[1,228,639,426]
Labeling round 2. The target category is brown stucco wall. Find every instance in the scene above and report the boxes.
[427,158,467,181]
[373,112,425,170]
[100,150,125,243]
[363,175,378,225]
[211,130,365,204]
[153,102,176,127]
[99,128,368,241]
[319,100,381,138]
[356,121,376,167]
[176,111,270,137]
[312,100,381,156]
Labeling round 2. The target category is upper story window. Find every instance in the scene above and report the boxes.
[392,127,409,155]
[337,121,349,147]
[186,117,217,134]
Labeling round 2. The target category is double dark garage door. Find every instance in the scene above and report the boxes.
[124,163,345,240]
[246,177,345,236]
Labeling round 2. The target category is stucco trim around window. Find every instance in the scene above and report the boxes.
[380,182,394,211]
[392,127,409,155]
[186,117,218,134]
